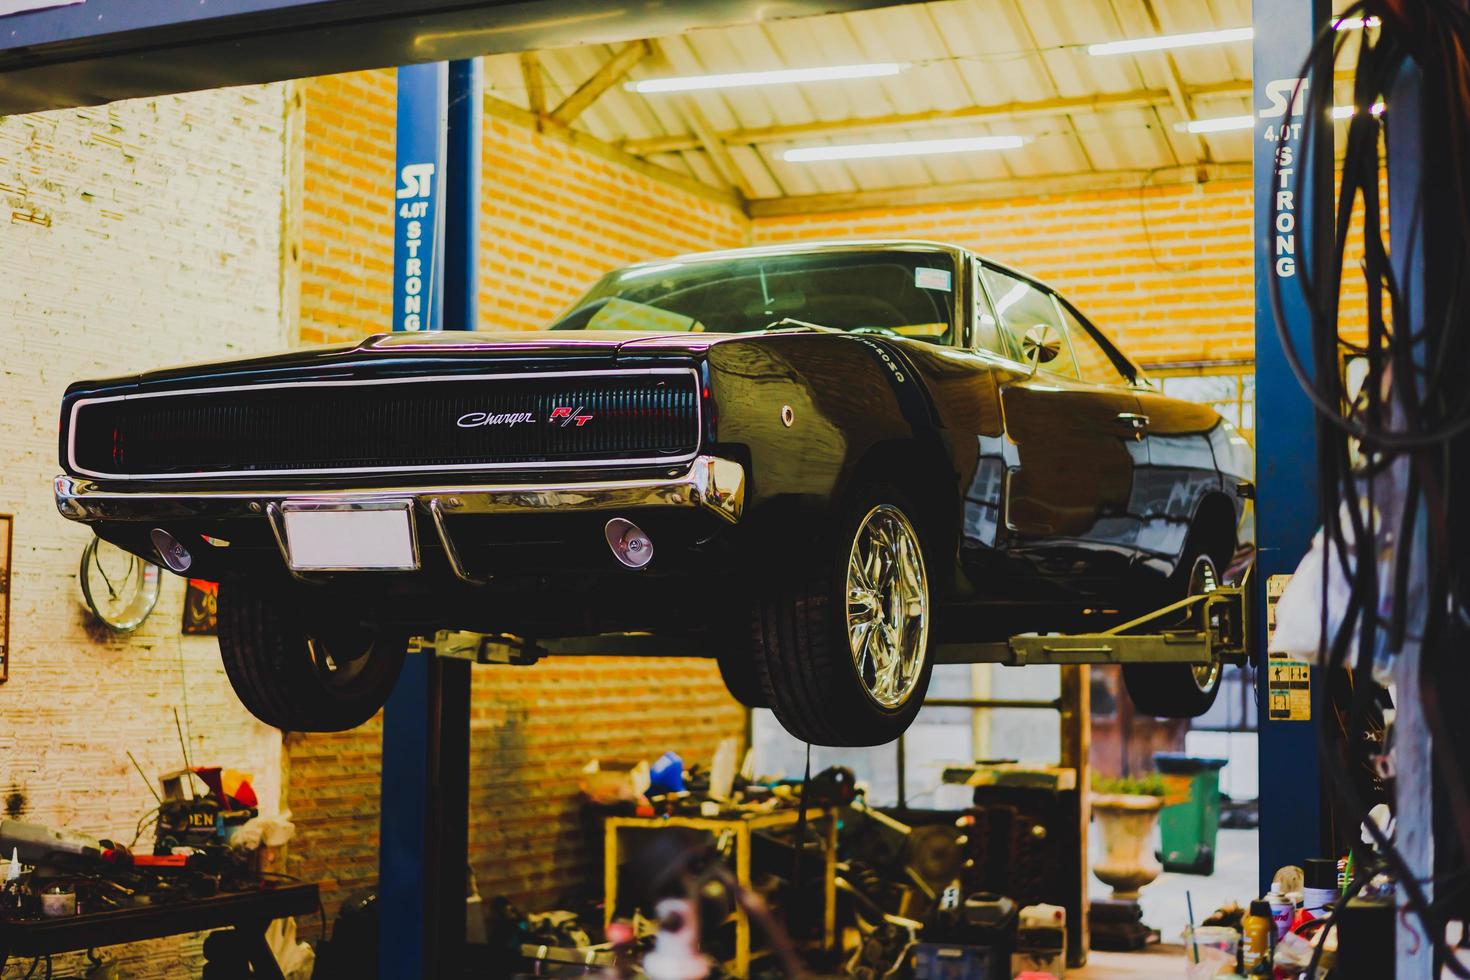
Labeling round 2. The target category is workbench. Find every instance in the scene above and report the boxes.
[0,882,319,979]
[604,807,837,977]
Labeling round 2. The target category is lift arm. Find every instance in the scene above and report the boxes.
[410,572,1253,671]
[933,575,1251,669]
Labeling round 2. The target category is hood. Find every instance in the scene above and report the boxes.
[358,328,739,356]
[66,329,752,400]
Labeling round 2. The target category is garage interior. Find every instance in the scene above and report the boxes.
[0,0,1461,977]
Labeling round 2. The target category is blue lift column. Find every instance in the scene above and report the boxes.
[1252,0,1331,888]
[380,57,482,979]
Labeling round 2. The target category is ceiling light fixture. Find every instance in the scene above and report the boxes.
[782,134,1028,162]
[626,62,906,94]
[1087,27,1253,56]
[1179,114,1255,134]
[1088,16,1375,57]
[1178,101,1386,134]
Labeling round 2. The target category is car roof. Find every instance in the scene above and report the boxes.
[618,239,1064,296]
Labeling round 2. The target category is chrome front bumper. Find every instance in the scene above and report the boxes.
[55,454,746,526]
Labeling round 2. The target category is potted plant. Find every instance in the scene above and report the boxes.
[1091,773,1167,900]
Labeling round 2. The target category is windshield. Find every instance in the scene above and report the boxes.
[549,249,958,344]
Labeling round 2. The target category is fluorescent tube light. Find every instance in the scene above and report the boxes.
[1089,16,1374,57]
[1088,27,1253,56]
[1179,114,1254,134]
[782,134,1027,162]
[627,62,906,94]
[1179,101,1385,134]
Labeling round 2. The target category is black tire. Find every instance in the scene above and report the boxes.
[717,645,770,709]
[1122,525,1231,719]
[217,583,406,732]
[747,484,935,746]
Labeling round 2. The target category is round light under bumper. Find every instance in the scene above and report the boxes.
[604,518,653,569]
[150,528,193,573]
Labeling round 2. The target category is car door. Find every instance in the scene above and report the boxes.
[981,266,1147,583]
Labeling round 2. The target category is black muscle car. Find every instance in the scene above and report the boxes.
[55,241,1252,746]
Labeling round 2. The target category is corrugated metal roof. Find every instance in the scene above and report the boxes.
[484,0,1361,203]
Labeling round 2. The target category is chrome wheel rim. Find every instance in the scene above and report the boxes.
[1188,556,1222,691]
[845,504,930,709]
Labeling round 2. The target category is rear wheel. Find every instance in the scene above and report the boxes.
[717,646,769,709]
[748,486,935,746]
[217,583,406,732]
[1122,538,1226,718]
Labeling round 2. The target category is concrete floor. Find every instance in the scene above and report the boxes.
[1070,827,1259,978]
[1136,828,1259,941]
[1074,943,1185,978]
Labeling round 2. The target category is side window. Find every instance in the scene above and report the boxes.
[1057,301,1132,386]
[971,265,1007,356]
[980,267,1079,380]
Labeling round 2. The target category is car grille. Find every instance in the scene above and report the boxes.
[68,370,701,479]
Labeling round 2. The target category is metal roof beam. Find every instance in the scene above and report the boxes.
[520,51,547,120]
[623,80,1253,156]
[747,162,1252,217]
[0,0,935,115]
[1138,0,1211,164]
[549,40,650,127]
[482,93,744,211]
[645,40,754,202]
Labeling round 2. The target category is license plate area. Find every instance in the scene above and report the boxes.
[280,500,419,571]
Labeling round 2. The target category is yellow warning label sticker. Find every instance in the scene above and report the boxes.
[1267,656,1311,722]
[1266,573,1290,646]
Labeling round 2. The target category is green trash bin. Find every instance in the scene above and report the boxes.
[1152,752,1228,875]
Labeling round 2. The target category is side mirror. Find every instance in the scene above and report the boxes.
[1020,323,1062,376]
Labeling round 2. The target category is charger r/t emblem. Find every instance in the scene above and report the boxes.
[550,406,593,427]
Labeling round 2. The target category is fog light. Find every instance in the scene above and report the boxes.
[150,528,193,573]
[604,518,653,569]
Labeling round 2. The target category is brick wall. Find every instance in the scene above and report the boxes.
[753,180,1255,365]
[0,86,290,978]
[297,72,751,346]
[285,70,750,932]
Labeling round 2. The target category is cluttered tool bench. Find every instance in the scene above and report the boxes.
[0,882,319,978]
[0,738,316,979]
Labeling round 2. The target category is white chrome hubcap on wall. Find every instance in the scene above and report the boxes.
[845,504,930,708]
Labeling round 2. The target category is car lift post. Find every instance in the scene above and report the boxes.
[1385,48,1444,980]
[379,58,482,979]
[1251,0,1331,890]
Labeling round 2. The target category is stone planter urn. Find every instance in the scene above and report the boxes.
[1092,793,1164,900]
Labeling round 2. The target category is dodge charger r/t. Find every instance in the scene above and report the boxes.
[55,241,1253,746]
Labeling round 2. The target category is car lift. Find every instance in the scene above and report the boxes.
[411,575,1252,675]
[406,575,1252,973]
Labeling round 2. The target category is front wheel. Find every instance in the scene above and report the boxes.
[748,487,935,746]
[217,584,406,732]
[1122,548,1225,718]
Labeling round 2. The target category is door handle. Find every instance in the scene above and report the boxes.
[1115,412,1149,439]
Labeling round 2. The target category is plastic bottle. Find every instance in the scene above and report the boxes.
[1241,899,1273,972]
